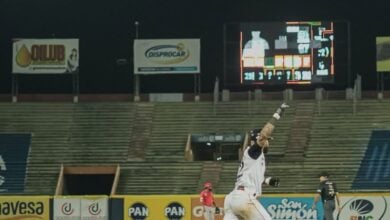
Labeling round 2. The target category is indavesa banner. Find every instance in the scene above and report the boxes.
[0,196,50,220]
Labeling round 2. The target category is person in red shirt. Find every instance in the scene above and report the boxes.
[200,182,219,220]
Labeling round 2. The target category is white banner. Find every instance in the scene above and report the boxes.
[81,197,109,220]
[12,38,79,74]
[337,195,390,219]
[134,39,200,74]
[53,197,81,220]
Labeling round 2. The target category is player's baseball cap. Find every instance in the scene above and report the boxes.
[318,171,329,177]
[203,182,212,189]
[250,129,261,141]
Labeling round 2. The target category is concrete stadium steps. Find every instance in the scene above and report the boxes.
[128,103,154,160]
[66,103,135,163]
[2,100,389,195]
[145,102,203,161]
[116,162,203,194]
[217,162,239,193]
[0,103,74,165]
[23,163,62,195]
[0,103,136,164]
[285,102,315,159]
[301,161,359,191]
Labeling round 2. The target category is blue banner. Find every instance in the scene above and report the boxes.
[0,133,31,193]
[353,130,390,189]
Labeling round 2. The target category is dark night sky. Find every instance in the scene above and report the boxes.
[1,0,389,94]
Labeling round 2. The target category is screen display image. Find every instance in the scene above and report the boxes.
[240,21,334,85]
[376,36,390,72]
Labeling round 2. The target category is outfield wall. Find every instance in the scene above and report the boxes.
[0,193,389,220]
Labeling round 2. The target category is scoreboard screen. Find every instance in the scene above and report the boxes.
[240,21,334,85]
[223,21,351,87]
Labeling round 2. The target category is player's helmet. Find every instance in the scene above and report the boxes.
[203,182,212,189]
[318,171,330,177]
[250,129,261,141]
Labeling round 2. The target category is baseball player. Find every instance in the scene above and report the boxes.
[223,103,289,220]
[200,182,220,220]
[312,171,341,220]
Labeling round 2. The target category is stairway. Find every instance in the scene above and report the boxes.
[198,161,222,192]
[284,102,314,160]
[128,103,154,161]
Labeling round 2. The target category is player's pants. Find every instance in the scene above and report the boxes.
[323,200,335,220]
[223,189,271,220]
[203,205,215,220]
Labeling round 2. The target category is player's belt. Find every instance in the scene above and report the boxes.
[324,199,335,203]
[237,185,245,191]
[236,186,257,197]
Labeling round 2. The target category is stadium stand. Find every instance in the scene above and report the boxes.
[0,99,389,195]
[0,103,135,194]
[303,100,390,193]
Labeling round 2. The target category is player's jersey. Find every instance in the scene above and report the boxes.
[200,189,215,206]
[234,145,266,196]
[316,180,338,202]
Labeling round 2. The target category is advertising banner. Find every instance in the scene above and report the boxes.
[0,133,31,193]
[12,38,79,74]
[123,195,320,220]
[53,197,81,220]
[190,196,225,220]
[134,39,200,74]
[81,196,108,220]
[114,194,390,220]
[376,36,390,72]
[338,195,390,220]
[53,196,108,220]
[0,196,50,220]
[124,195,191,220]
[261,196,322,220]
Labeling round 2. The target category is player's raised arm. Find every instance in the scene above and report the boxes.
[256,103,289,147]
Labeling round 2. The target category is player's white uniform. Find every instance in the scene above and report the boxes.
[223,146,271,220]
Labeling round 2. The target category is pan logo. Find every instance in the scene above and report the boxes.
[165,202,185,220]
[144,44,190,65]
[61,202,74,215]
[129,202,148,220]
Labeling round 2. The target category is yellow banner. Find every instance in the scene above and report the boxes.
[124,195,191,220]
[190,196,225,220]
[0,196,50,220]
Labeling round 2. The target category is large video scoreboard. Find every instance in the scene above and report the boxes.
[224,21,349,87]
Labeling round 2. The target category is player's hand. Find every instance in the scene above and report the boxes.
[215,207,220,214]
[280,103,289,109]
[274,103,289,120]
[269,177,280,187]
